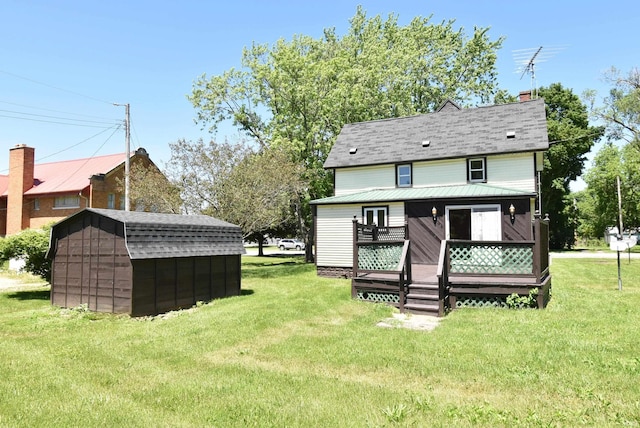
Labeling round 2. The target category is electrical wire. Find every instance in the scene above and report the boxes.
[0,108,119,126]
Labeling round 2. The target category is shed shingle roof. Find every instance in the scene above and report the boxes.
[53,208,245,259]
[324,98,549,169]
[310,184,536,205]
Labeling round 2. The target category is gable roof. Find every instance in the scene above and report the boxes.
[22,152,128,196]
[324,98,548,169]
[310,183,535,205]
[48,208,245,260]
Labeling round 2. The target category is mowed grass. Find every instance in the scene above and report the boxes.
[1,256,639,427]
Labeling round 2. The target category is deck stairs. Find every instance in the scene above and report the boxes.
[404,279,441,316]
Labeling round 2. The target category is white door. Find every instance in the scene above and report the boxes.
[446,205,501,241]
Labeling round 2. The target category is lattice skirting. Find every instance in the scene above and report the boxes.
[356,290,400,304]
[455,295,507,308]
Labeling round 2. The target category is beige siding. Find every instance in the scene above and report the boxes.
[316,202,404,268]
[413,159,466,186]
[334,165,395,196]
[487,153,536,192]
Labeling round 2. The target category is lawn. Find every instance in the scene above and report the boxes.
[1,256,639,427]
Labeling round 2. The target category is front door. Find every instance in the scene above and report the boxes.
[446,205,501,241]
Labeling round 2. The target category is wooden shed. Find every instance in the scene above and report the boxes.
[46,208,244,316]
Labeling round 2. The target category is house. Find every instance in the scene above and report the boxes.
[311,92,552,316]
[46,208,244,316]
[0,144,158,236]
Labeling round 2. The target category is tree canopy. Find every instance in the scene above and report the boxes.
[538,83,604,249]
[188,7,505,259]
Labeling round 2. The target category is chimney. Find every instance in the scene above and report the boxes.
[519,90,532,102]
[7,144,35,234]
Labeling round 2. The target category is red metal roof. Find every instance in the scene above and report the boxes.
[21,152,129,196]
[0,174,8,196]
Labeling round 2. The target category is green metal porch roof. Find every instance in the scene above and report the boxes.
[310,183,536,205]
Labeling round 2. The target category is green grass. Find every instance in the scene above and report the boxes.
[1,256,640,427]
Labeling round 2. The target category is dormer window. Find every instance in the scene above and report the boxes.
[396,164,412,187]
[467,158,487,183]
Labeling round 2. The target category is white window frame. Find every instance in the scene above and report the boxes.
[396,164,412,187]
[363,206,388,227]
[53,195,80,209]
[468,158,486,183]
[444,204,502,241]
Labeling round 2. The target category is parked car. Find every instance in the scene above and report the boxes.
[278,239,305,251]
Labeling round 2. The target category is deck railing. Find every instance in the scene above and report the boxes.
[352,219,411,311]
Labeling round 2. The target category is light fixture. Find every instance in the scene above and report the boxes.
[509,204,516,224]
[431,206,438,224]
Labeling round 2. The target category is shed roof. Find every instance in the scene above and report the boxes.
[324,98,548,169]
[310,183,536,205]
[49,208,245,259]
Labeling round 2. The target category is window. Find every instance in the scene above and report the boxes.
[363,206,387,227]
[119,196,125,210]
[396,164,412,187]
[53,195,80,209]
[33,199,40,211]
[107,193,115,209]
[467,158,487,182]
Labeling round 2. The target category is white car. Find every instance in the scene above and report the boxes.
[278,239,305,251]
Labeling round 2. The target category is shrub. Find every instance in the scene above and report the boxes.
[0,226,52,281]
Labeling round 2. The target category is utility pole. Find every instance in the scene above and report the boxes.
[113,103,131,211]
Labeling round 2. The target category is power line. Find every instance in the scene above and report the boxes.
[0,108,119,126]
[0,113,119,128]
[0,69,114,105]
[0,99,119,121]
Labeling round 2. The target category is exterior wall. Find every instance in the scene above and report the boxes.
[131,255,241,316]
[487,153,536,192]
[27,189,91,230]
[334,164,395,196]
[0,198,6,236]
[333,153,536,195]
[316,202,404,270]
[50,212,133,314]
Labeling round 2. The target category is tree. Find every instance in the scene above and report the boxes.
[189,7,504,260]
[585,67,640,144]
[0,225,51,280]
[537,83,604,249]
[583,143,640,236]
[117,161,183,214]
[165,139,306,254]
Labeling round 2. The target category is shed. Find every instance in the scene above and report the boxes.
[46,208,244,316]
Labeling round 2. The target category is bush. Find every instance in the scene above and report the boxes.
[0,226,52,281]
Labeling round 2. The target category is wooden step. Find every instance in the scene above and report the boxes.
[404,302,441,316]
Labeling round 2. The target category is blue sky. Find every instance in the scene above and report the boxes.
[1,0,638,186]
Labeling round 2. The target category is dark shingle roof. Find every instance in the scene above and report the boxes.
[61,208,244,259]
[324,98,548,169]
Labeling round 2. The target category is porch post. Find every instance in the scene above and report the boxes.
[532,217,541,283]
[352,217,358,297]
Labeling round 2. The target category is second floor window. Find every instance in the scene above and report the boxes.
[363,206,387,227]
[397,164,412,187]
[468,158,487,182]
[53,195,80,209]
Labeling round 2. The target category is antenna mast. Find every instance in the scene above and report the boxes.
[521,46,542,98]
[513,45,564,99]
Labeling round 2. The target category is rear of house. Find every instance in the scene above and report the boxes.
[312,96,551,315]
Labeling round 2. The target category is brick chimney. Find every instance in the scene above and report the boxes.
[7,144,35,234]
[519,90,532,102]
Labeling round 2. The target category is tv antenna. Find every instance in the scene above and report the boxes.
[513,46,565,98]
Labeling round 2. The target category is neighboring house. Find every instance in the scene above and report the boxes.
[0,144,158,236]
[311,92,552,316]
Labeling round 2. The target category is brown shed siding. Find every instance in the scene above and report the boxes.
[51,213,133,313]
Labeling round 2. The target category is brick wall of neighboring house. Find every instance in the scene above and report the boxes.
[27,189,91,230]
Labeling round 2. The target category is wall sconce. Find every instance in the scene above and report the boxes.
[431,206,438,224]
[509,204,516,224]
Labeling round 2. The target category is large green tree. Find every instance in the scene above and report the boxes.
[165,139,305,252]
[189,7,504,260]
[538,83,604,249]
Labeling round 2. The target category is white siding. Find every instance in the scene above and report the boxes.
[316,202,404,267]
[334,165,395,196]
[487,153,535,192]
